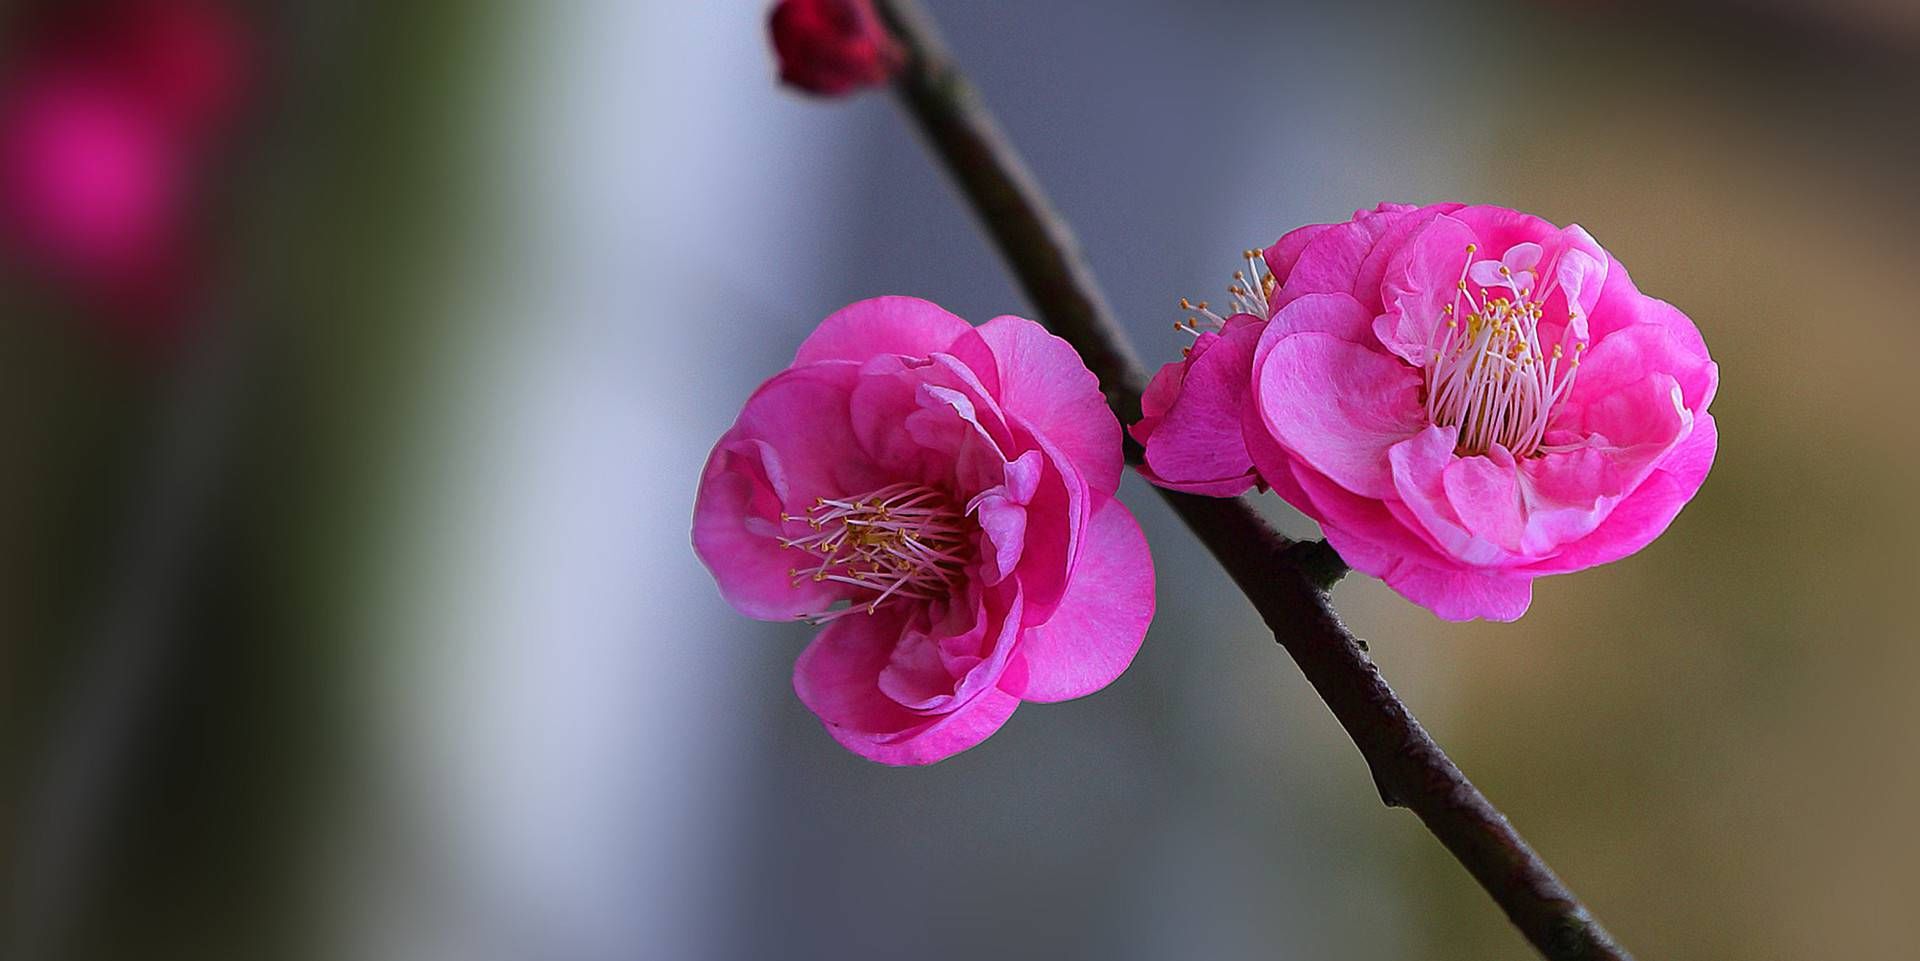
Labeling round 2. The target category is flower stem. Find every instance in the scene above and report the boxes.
[873,2,1634,959]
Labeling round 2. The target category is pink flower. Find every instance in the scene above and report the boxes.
[0,69,183,293]
[0,0,249,334]
[1135,204,1717,621]
[693,297,1155,764]
[767,0,902,97]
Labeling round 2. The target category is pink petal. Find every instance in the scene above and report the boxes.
[1304,493,1532,621]
[1272,203,1462,313]
[1240,296,1382,508]
[1267,412,1538,623]
[1350,203,1465,314]
[1387,425,1518,566]
[1292,459,1457,571]
[999,446,1044,501]
[850,351,1019,494]
[1445,210,1609,340]
[1263,222,1332,288]
[1263,291,1377,343]
[877,587,1023,714]
[901,380,1012,493]
[875,621,960,712]
[1444,205,1562,260]
[726,362,875,498]
[793,605,920,734]
[1653,408,1718,493]
[845,358,922,469]
[1504,241,1544,273]
[1564,369,1692,454]
[951,315,1123,500]
[846,688,1022,766]
[1383,563,1535,623]
[691,438,847,619]
[1006,499,1154,703]
[1569,302,1718,418]
[1531,226,1608,343]
[1524,413,1717,575]
[1583,254,1710,368]
[1271,207,1406,307]
[692,363,875,620]
[1552,239,1605,332]
[973,491,1027,585]
[1374,212,1478,364]
[1131,338,1203,453]
[1135,348,1193,427]
[1142,320,1263,493]
[1255,331,1426,499]
[1240,390,1313,506]
[1132,465,1259,498]
[792,295,972,366]
[1443,446,1527,554]
[1512,443,1629,554]
[1004,426,1090,625]
[795,608,1023,765]
[1468,257,1513,290]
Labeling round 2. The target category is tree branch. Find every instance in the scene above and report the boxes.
[872,2,1634,959]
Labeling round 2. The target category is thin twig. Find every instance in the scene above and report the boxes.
[873,2,1634,959]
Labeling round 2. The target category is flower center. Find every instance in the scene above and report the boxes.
[1424,242,1587,458]
[780,482,971,623]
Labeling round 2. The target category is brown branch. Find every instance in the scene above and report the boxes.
[872,2,1634,959]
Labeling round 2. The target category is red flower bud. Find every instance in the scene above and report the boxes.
[768,0,903,97]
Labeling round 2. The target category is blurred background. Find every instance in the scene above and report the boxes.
[1,1,1916,959]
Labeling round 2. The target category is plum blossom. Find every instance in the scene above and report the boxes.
[1135,204,1717,621]
[693,297,1154,764]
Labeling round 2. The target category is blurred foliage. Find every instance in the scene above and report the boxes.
[2,1,495,958]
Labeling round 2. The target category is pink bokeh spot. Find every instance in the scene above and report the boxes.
[694,297,1154,764]
[0,0,251,335]
[1138,204,1718,621]
[0,73,182,282]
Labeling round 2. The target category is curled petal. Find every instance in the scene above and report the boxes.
[1003,423,1090,625]
[692,438,848,619]
[951,315,1123,500]
[693,363,879,620]
[1255,330,1425,500]
[1524,413,1717,576]
[795,603,1022,765]
[1007,499,1154,703]
[1262,222,1332,288]
[1271,205,1409,307]
[1141,320,1264,494]
[793,295,971,367]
